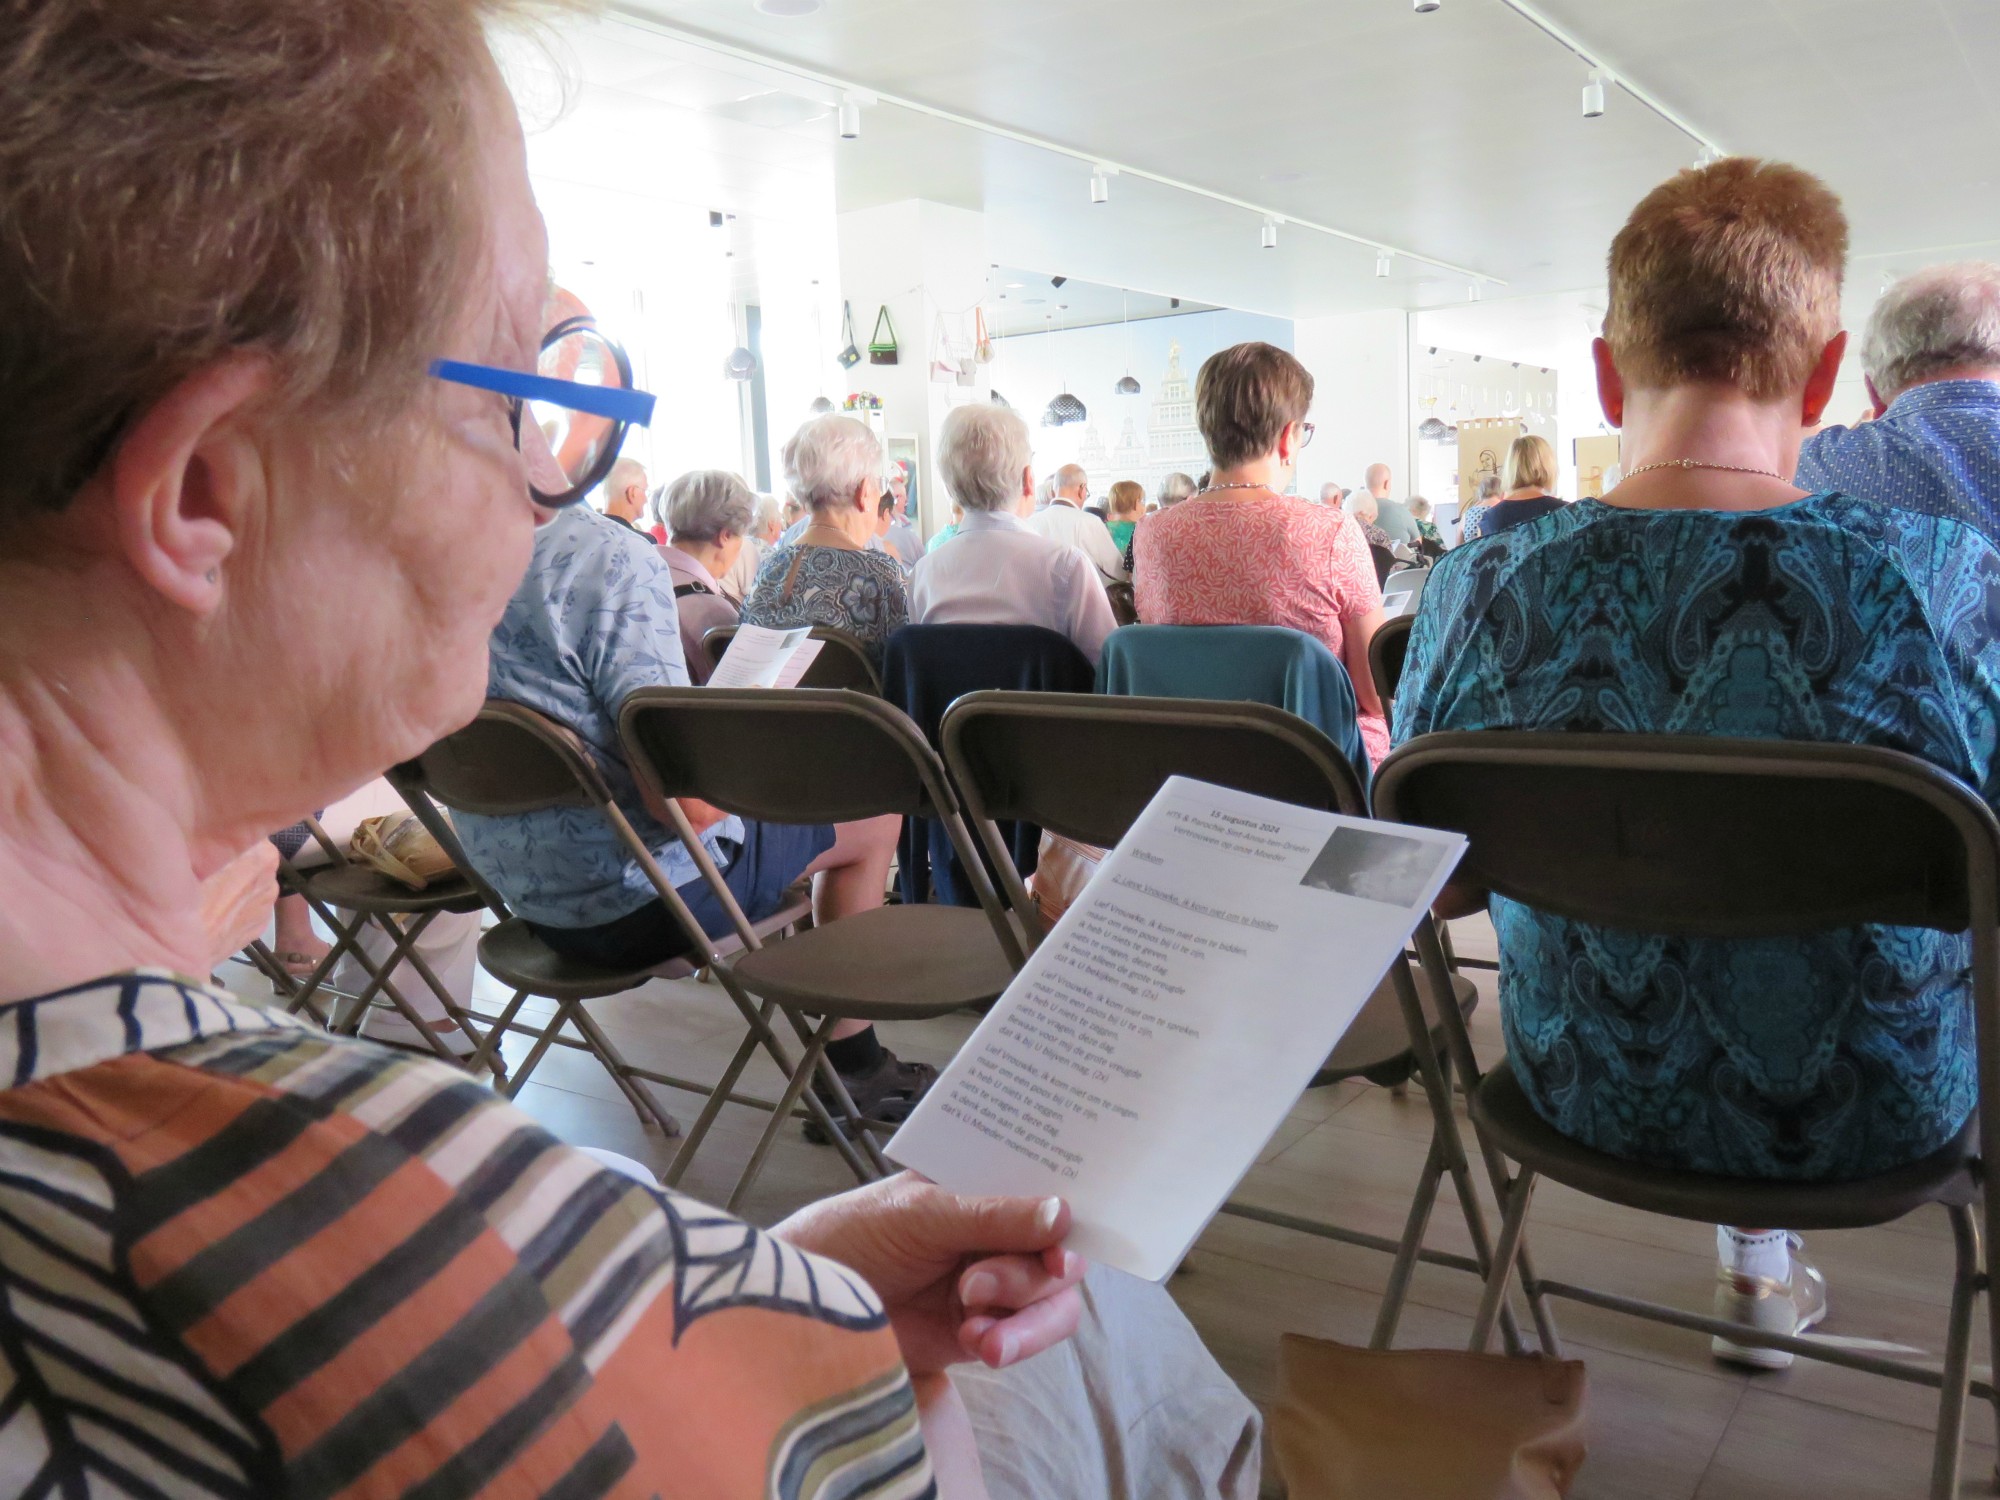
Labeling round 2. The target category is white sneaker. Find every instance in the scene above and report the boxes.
[1712,1230,1828,1370]
[361,1006,476,1058]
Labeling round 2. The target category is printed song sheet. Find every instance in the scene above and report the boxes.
[887,776,1465,1280]
[704,624,825,690]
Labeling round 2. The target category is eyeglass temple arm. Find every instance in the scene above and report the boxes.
[429,359,657,428]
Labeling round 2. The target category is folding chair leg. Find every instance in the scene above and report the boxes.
[1928,1201,1979,1500]
[467,988,533,1081]
[554,996,680,1137]
[1471,1168,1537,1354]
[728,1017,841,1216]
[1371,1132,1446,1350]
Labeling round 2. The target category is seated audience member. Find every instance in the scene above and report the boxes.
[1318,480,1347,508]
[1408,494,1444,549]
[1470,434,1565,535]
[1132,342,1392,765]
[883,462,925,572]
[1397,157,2000,1369]
[0,5,1267,1494]
[1458,473,1504,541]
[1346,489,1395,549]
[599,455,650,533]
[1028,462,1129,583]
[928,500,965,551]
[719,489,783,603]
[909,404,1118,664]
[1159,471,1198,510]
[1105,478,1146,555]
[1796,262,2000,538]
[743,413,910,665]
[1358,462,1421,544]
[660,468,750,682]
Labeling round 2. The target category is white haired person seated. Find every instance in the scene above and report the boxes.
[0,6,1268,1493]
[659,467,751,682]
[719,488,784,603]
[742,413,910,667]
[909,404,1118,665]
[455,495,937,1127]
[1797,261,2000,539]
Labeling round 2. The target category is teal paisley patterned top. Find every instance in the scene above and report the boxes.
[1396,493,2000,1179]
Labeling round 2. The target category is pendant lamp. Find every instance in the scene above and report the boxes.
[1042,308,1087,427]
[1114,291,1142,395]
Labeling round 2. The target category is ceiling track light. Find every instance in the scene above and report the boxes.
[838,92,863,139]
[1089,163,1117,205]
[1414,0,1441,11]
[1468,282,1484,303]
[1375,249,1394,278]
[1260,215,1280,251]
[1697,143,1726,167]
[1581,69,1606,119]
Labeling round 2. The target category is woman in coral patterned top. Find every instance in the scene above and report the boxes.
[1132,342,1392,764]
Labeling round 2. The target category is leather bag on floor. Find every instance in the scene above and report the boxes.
[1270,1335,1587,1500]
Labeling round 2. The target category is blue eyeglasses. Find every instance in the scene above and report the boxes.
[430,317,658,507]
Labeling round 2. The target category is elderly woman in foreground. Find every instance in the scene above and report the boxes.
[742,413,910,665]
[0,3,1256,1495]
[1397,157,2000,1369]
[909,403,1118,664]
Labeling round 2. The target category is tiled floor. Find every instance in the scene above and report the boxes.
[229,914,2000,1498]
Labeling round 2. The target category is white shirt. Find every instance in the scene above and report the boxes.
[909,508,1117,664]
[1025,498,1129,583]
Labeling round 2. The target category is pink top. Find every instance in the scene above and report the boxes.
[1133,491,1390,765]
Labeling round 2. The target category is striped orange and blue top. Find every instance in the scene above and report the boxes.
[0,971,935,1498]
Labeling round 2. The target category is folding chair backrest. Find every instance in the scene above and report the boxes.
[702,624,883,695]
[1105,581,1139,626]
[406,700,613,816]
[1369,613,1416,707]
[941,691,1368,852]
[1373,731,1997,939]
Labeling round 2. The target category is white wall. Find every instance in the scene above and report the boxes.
[1292,309,1413,503]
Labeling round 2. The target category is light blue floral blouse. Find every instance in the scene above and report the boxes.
[741,542,909,666]
[1396,493,2000,1180]
[452,506,742,929]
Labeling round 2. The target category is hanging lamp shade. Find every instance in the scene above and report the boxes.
[1417,415,1449,443]
[1115,373,1141,395]
[1045,391,1087,425]
[723,345,758,380]
[808,394,835,414]
[990,389,1010,407]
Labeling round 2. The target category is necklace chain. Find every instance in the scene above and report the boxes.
[1198,481,1277,495]
[1623,456,1787,483]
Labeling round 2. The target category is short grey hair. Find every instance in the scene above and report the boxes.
[1346,490,1379,522]
[1862,263,2000,402]
[752,492,784,533]
[1318,481,1344,504]
[937,403,1031,512]
[1158,472,1197,508]
[783,413,884,512]
[1054,463,1087,493]
[602,456,647,503]
[664,469,756,543]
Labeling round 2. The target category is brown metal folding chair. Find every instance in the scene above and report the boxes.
[1375,731,2000,1499]
[396,702,879,1196]
[277,818,499,1076]
[618,686,1026,1209]
[1368,612,1416,709]
[937,689,1546,1352]
[699,623,884,694]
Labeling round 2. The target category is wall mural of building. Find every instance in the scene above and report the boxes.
[984,308,1293,500]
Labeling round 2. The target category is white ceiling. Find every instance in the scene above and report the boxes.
[531,1,2000,327]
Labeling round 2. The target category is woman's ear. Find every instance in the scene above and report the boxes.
[1801,332,1849,428]
[1592,338,1625,429]
[109,355,274,616]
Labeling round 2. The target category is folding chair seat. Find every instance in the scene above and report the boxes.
[396,703,872,1199]
[700,623,884,694]
[1375,731,2000,1499]
[278,820,496,1074]
[618,686,1025,1205]
[938,689,1530,1352]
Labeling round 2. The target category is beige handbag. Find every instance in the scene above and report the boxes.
[1270,1335,1588,1500]
[1026,832,1107,928]
[349,811,457,891]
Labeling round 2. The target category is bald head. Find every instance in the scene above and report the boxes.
[601,457,649,524]
[1054,464,1088,502]
[1364,463,1391,498]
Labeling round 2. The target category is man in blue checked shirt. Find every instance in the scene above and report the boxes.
[1797,263,2000,537]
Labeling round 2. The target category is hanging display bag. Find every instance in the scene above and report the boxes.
[930,312,960,382]
[837,301,862,369]
[974,306,995,364]
[868,305,900,365]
